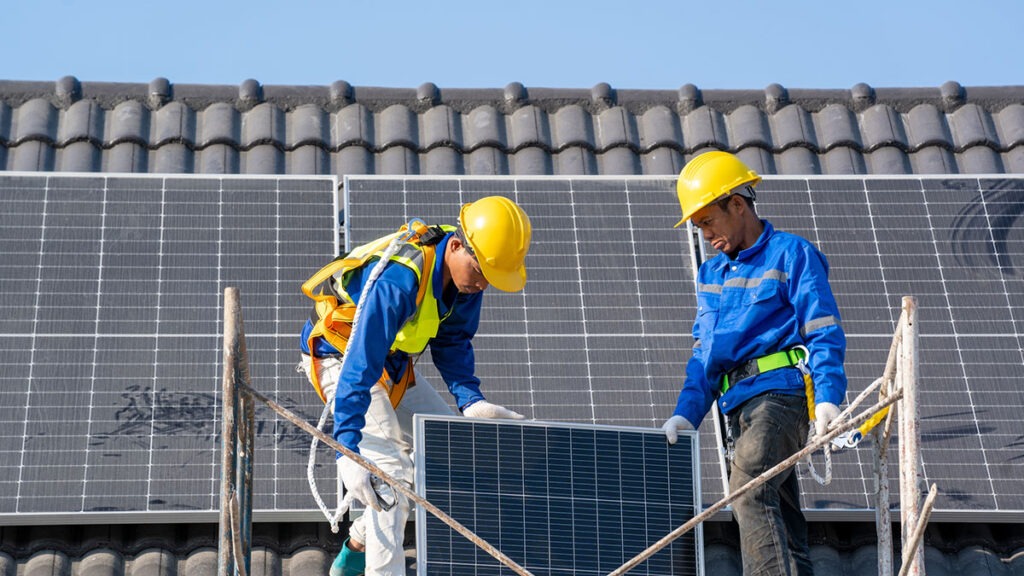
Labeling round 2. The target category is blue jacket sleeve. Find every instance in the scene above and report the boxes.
[673,286,717,428]
[429,291,485,410]
[332,263,418,455]
[788,243,848,406]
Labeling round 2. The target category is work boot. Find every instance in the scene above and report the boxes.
[329,538,365,576]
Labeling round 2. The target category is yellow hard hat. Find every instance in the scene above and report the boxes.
[674,151,761,227]
[458,196,532,292]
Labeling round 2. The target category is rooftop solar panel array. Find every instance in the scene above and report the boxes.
[346,175,1024,517]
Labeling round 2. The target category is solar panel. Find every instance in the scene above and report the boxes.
[0,173,337,523]
[345,175,1024,519]
[414,415,703,576]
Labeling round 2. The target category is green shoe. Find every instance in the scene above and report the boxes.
[329,538,365,576]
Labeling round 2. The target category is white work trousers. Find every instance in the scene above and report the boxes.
[300,354,454,576]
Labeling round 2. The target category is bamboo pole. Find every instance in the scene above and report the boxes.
[219,287,252,576]
[898,484,938,576]
[898,297,925,576]
[607,391,904,576]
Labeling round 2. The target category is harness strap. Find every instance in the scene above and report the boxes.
[303,226,436,404]
[720,348,807,394]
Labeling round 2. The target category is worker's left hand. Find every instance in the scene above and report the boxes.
[463,400,526,420]
[814,402,841,438]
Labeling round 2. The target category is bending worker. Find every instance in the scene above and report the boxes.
[662,151,847,575]
[299,196,532,576]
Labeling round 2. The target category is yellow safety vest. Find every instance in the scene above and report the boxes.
[301,224,454,406]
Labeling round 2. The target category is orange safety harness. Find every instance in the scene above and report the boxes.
[301,220,438,408]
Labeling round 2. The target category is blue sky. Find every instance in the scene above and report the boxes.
[6,0,1022,90]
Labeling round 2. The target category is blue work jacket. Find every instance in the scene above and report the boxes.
[673,220,847,428]
[300,233,485,453]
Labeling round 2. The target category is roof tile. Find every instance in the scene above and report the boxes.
[14,99,57,143]
[287,146,328,175]
[509,105,551,150]
[821,146,866,174]
[597,146,638,175]
[910,146,958,174]
[153,102,195,147]
[243,145,283,174]
[465,147,507,175]
[552,104,593,150]
[107,142,145,173]
[199,144,238,174]
[949,104,999,149]
[198,102,239,147]
[638,106,682,151]
[286,547,330,575]
[378,104,418,149]
[860,104,909,150]
[595,107,637,150]
[0,101,11,144]
[108,101,149,145]
[815,103,862,150]
[58,99,103,146]
[379,146,417,174]
[995,103,1024,147]
[735,147,775,175]
[79,549,123,576]
[333,103,373,147]
[776,147,821,174]
[957,146,1003,174]
[59,141,100,172]
[729,104,772,150]
[287,104,328,149]
[640,147,683,175]
[555,147,596,174]
[336,146,372,175]
[865,146,912,174]
[11,141,55,171]
[423,147,461,174]
[180,548,217,575]
[242,103,285,148]
[152,143,193,173]
[24,552,69,576]
[1003,147,1024,173]
[131,549,176,576]
[771,104,818,150]
[421,105,462,150]
[463,105,505,150]
[510,147,550,174]
[906,104,953,149]
[682,106,728,150]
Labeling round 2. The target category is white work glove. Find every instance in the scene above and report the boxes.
[338,456,381,512]
[662,415,695,445]
[463,400,526,420]
[814,402,841,438]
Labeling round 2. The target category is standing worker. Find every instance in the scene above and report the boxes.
[662,151,847,575]
[299,196,532,576]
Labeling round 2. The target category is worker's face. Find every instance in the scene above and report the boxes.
[449,238,490,294]
[691,195,744,255]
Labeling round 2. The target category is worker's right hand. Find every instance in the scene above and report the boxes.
[463,400,526,420]
[338,456,381,512]
[662,415,695,445]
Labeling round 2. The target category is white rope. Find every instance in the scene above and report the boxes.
[802,376,888,485]
[306,221,424,532]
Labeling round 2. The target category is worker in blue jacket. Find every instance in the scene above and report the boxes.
[299,196,532,576]
[662,151,847,576]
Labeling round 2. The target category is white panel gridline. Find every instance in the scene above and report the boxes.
[345,175,1024,517]
[0,173,337,523]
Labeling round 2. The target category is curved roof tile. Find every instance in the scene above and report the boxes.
[595,106,638,150]
[638,105,682,151]
[108,100,149,145]
[287,104,328,149]
[58,99,103,146]
[153,101,195,147]
[509,105,551,151]
[816,103,862,150]
[241,102,285,149]
[552,104,593,150]
[906,104,952,149]
[198,102,239,148]
[682,106,728,150]
[463,105,505,150]
[949,103,999,149]
[421,105,462,150]
[859,104,909,150]
[728,104,771,150]
[378,104,418,149]
[771,105,818,151]
[333,103,373,147]
[14,98,57,143]
[996,103,1024,147]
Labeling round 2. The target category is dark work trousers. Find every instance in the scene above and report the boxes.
[727,393,813,576]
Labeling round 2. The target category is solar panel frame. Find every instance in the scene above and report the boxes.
[413,415,704,576]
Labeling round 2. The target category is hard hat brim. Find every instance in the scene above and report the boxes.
[479,262,526,292]
[673,215,687,228]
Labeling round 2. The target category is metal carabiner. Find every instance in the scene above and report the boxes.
[793,344,811,376]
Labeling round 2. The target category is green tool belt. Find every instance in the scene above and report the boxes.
[720,348,807,394]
